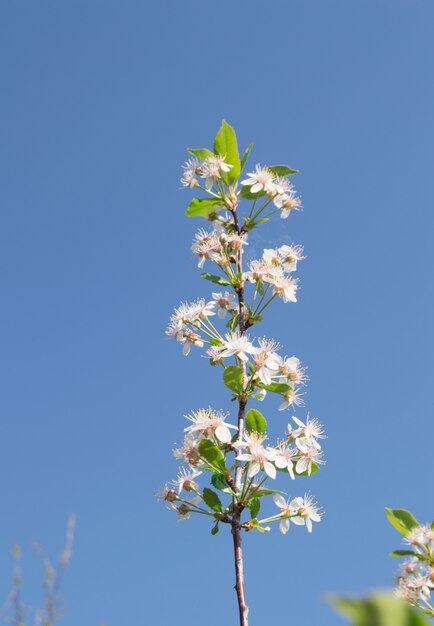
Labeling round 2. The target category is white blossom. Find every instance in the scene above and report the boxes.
[273,494,294,534]
[181,157,201,188]
[211,291,238,319]
[220,331,258,362]
[236,445,276,479]
[289,493,322,532]
[184,408,237,443]
[241,164,276,194]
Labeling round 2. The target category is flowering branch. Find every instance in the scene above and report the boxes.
[160,121,326,626]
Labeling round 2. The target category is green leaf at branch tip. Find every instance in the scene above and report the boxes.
[258,382,291,395]
[214,120,241,184]
[202,488,223,513]
[211,473,235,495]
[187,147,214,160]
[390,550,417,557]
[385,508,420,536]
[245,408,267,435]
[223,365,243,393]
[240,142,253,171]
[268,165,299,177]
[250,498,260,519]
[198,440,226,473]
[186,197,223,218]
[200,272,232,286]
[211,522,220,535]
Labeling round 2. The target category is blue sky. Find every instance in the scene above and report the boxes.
[1,2,434,625]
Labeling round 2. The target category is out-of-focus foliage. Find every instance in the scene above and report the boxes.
[329,594,429,626]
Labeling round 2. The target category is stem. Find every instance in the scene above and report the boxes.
[231,205,249,626]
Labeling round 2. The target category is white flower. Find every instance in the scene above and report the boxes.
[243,259,282,284]
[233,431,268,451]
[273,275,299,303]
[262,244,304,273]
[273,186,303,218]
[292,415,326,449]
[273,494,295,534]
[184,408,237,443]
[252,338,281,385]
[294,444,324,476]
[278,389,305,411]
[241,164,276,194]
[211,291,238,319]
[181,157,201,188]
[172,467,202,494]
[236,445,276,479]
[273,443,297,480]
[220,331,258,362]
[289,493,322,532]
[202,155,233,190]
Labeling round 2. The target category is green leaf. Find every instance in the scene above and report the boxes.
[223,366,243,393]
[187,147,214,160]
[198,440,226,473]
[268,165,299,177]
[214,120,241,184]
[200,272,231,286]
[390,550,416,557]
[250,498,260,519]
[211,473,235,495]
[252,488,285,498]
[202,488,223,512]
[385,508,419,536]
[245,408,267,434]
[211,522,219,535]
[329,593,429,626]
[186,197,223,218]
[258,382,291,395]
[240,142,253,171]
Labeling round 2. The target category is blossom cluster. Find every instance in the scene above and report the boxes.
[394,525,434,613]
[181,157,302,220]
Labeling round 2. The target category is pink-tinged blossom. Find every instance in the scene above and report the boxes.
[202,155,233,190]
[273,275,299,303]
[236,445,276,479]
[205,344,225,364]
[273,494,294,534]
[241,164,276,194]
[181,157,201,188]
[173,435,202,467]
[191,229,222,268]
[273,355,307,386]
[211,291,238,319]
[289,493,322,532]
[273,443,297,480]
[184,408,237,444]
[172,467,202,494]
[220,331,258,362]
[180,330,204,356]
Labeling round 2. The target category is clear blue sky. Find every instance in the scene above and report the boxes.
[1,2,433,625]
